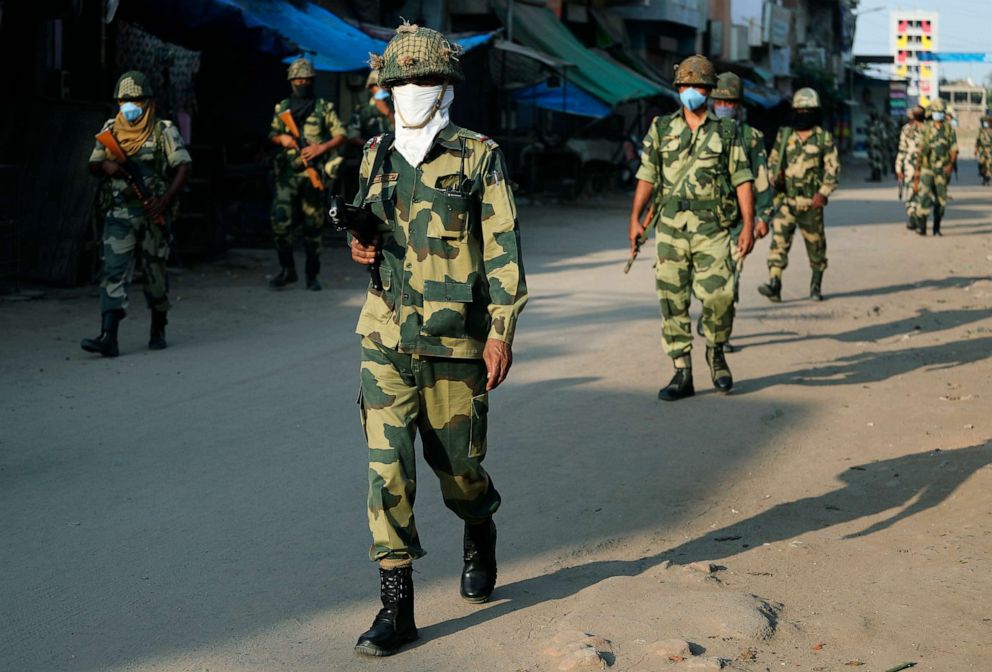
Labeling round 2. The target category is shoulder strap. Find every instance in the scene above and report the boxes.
[359,133,395,204]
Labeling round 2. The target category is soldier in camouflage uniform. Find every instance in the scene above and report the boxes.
[909,98,957,236]
[267,58,347,291]
[629,55,755,400]
[706,72,774,353]
[81,71,192,357]
[976,116,992,186]
[348,68,395,143]
[758,87,840,302]
[866,112,884,182]
[349,23,527,657]
[895,106,925,226]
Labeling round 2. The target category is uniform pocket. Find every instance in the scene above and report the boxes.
[468,392,489,458]
[421,279,472,338]
[366,181,397,227]
[426,190,469,239]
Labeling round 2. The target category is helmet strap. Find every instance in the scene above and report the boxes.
[397,84,448,130]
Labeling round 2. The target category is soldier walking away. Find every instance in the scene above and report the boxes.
[866,112,884,182]
[705,72,774,353]
[348,22,528,656]
[81,71,192,357]
[976,115,992,186]
[896,106,925,227]
[758,87,839,302]
[268,58,347,291]
[909,99,957,236]
[348,68,395,143]
[629,55,755,401]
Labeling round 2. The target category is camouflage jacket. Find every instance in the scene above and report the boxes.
[88,118,192,218]
[768,126,839,208]
[895,122,923,177]
[740,123,774,223]
[636,110,754,235]
[977,128,992,160]
[348,102,394,141]
[915,121,957,174]
[354,123,528,359]
[268,98,346,176]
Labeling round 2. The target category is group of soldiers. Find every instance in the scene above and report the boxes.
[976,115,992,186]
[866,112,900,183]
[894,99,959,236]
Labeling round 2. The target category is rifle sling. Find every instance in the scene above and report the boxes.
[359,133,395,206]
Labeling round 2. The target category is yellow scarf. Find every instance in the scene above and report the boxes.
[113,101,156,156]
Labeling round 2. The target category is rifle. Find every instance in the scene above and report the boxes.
[95,129,167,228]
[277,109,324,191]
[327,195,383,290]
[624,204,654,274]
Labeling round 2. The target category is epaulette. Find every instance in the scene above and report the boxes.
[458,128,499,149]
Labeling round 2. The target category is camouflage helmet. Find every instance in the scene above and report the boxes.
[114,70,153,99]
[365,69,380,89]
[372,22,464,87]
[928,98,946,113]
[287,58,316,80]
[673,55,717,87]
[910,105,925,119]
[792,87,821,109]
[710,72,743,101]
[946,104,956,118]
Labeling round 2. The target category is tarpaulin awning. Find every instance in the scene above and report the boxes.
[494,1,665,106]
[512,81,612,118]
[119,0,495,71]
[491,40,575,91]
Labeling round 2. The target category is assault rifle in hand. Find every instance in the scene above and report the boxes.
[277,110,324,191]
[95,129,167,228]
[328,195,383,291]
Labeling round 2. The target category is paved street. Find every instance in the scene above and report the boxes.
[2,161,991,671]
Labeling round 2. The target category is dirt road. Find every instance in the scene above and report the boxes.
[2,161,990,672]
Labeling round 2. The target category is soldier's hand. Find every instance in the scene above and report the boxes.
[147,197,168,219]
[943,164,953,177]
[300,144,324,162]
[350,236,380,265]
[102,160,121,177]
[483,339,512,391]
[755,219,769,239]
[896,172,904,182]
[737,225,755,258]
[277,134,298,150]
[811,193,828,209]
[628,216,645,254]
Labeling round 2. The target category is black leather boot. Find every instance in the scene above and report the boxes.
[906,217,916,230]
[81,310,123,357]
[810,270,824,301]
[461,519,498,603]
[706,345,733,393]
[658,367,694,401]
[758,276,782,302]
[355,565,418,657]
[916,217,927,236]
[268,248,298,289]
[932,212,942,236]
[304,245,322,291]
[149,310,168,350]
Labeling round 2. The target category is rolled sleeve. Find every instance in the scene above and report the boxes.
[162,123,192,167]
[728,136,754,187]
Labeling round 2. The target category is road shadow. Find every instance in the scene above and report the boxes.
[416,442,992,646]
[735,275,987,305]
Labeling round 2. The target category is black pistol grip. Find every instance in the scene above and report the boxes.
[369,261,383,291]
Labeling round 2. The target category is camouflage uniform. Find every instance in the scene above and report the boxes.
[976,119,992,185]
[637,110,754,362]
[355,120,527,560]
[88,112,191,315]
[895,115,923,219]
[765,124,840,278]
[910,109,957,234]
[866,115,884,181]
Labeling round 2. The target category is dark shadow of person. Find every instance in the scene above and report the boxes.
[412,441,991,647]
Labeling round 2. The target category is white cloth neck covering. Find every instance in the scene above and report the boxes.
[392,84,454,167]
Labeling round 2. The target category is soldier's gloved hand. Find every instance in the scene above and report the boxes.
[811,193,828,209]
[755,219,769,239]
[350,236,380,265]
[483,339,512,391]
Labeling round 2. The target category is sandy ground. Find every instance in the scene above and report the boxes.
[2,160,991,672]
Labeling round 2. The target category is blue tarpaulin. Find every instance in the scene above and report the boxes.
[512,81,612,118]
[742,80,784,109]
[924,52,992,63]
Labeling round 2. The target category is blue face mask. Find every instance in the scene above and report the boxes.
[931,112,945,122]
[950,118,958,128]
[119,101,144,123]
[713,105,736,120]
[679,88,708,111]
[373,89,391,101]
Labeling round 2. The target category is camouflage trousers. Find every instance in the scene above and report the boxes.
[909,170,948,223]
[359,336,500,562]
[271,171,324,252]
[767,202,827,276]
[100,210,170,315]
[657,222,735,361]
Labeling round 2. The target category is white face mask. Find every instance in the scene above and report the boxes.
[391,84,454,167]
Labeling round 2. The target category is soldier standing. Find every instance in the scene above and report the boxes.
[758,88,839,302]
[707,72,774,353]
[348,69,395,142]
[629,55,755,400]
[976,115,992,186]
[268,58,347,291]
[909,99,957,236]
[349,23,528,656]
[81,71,191,357]
[895,106,925,228]
[866,112,885,182]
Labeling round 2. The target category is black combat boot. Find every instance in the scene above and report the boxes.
[906,217,916,230]
[658,367,694,401]
[149,310,168,350]
[758,276,782,302]
[268,248,298,289]
[304,245,322,291]
[932,212,942,236]
[461,519,498,603]
[706,345,733,393]
[355,565,418,657]
[80,310,123,357]
[810,270,824,301]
